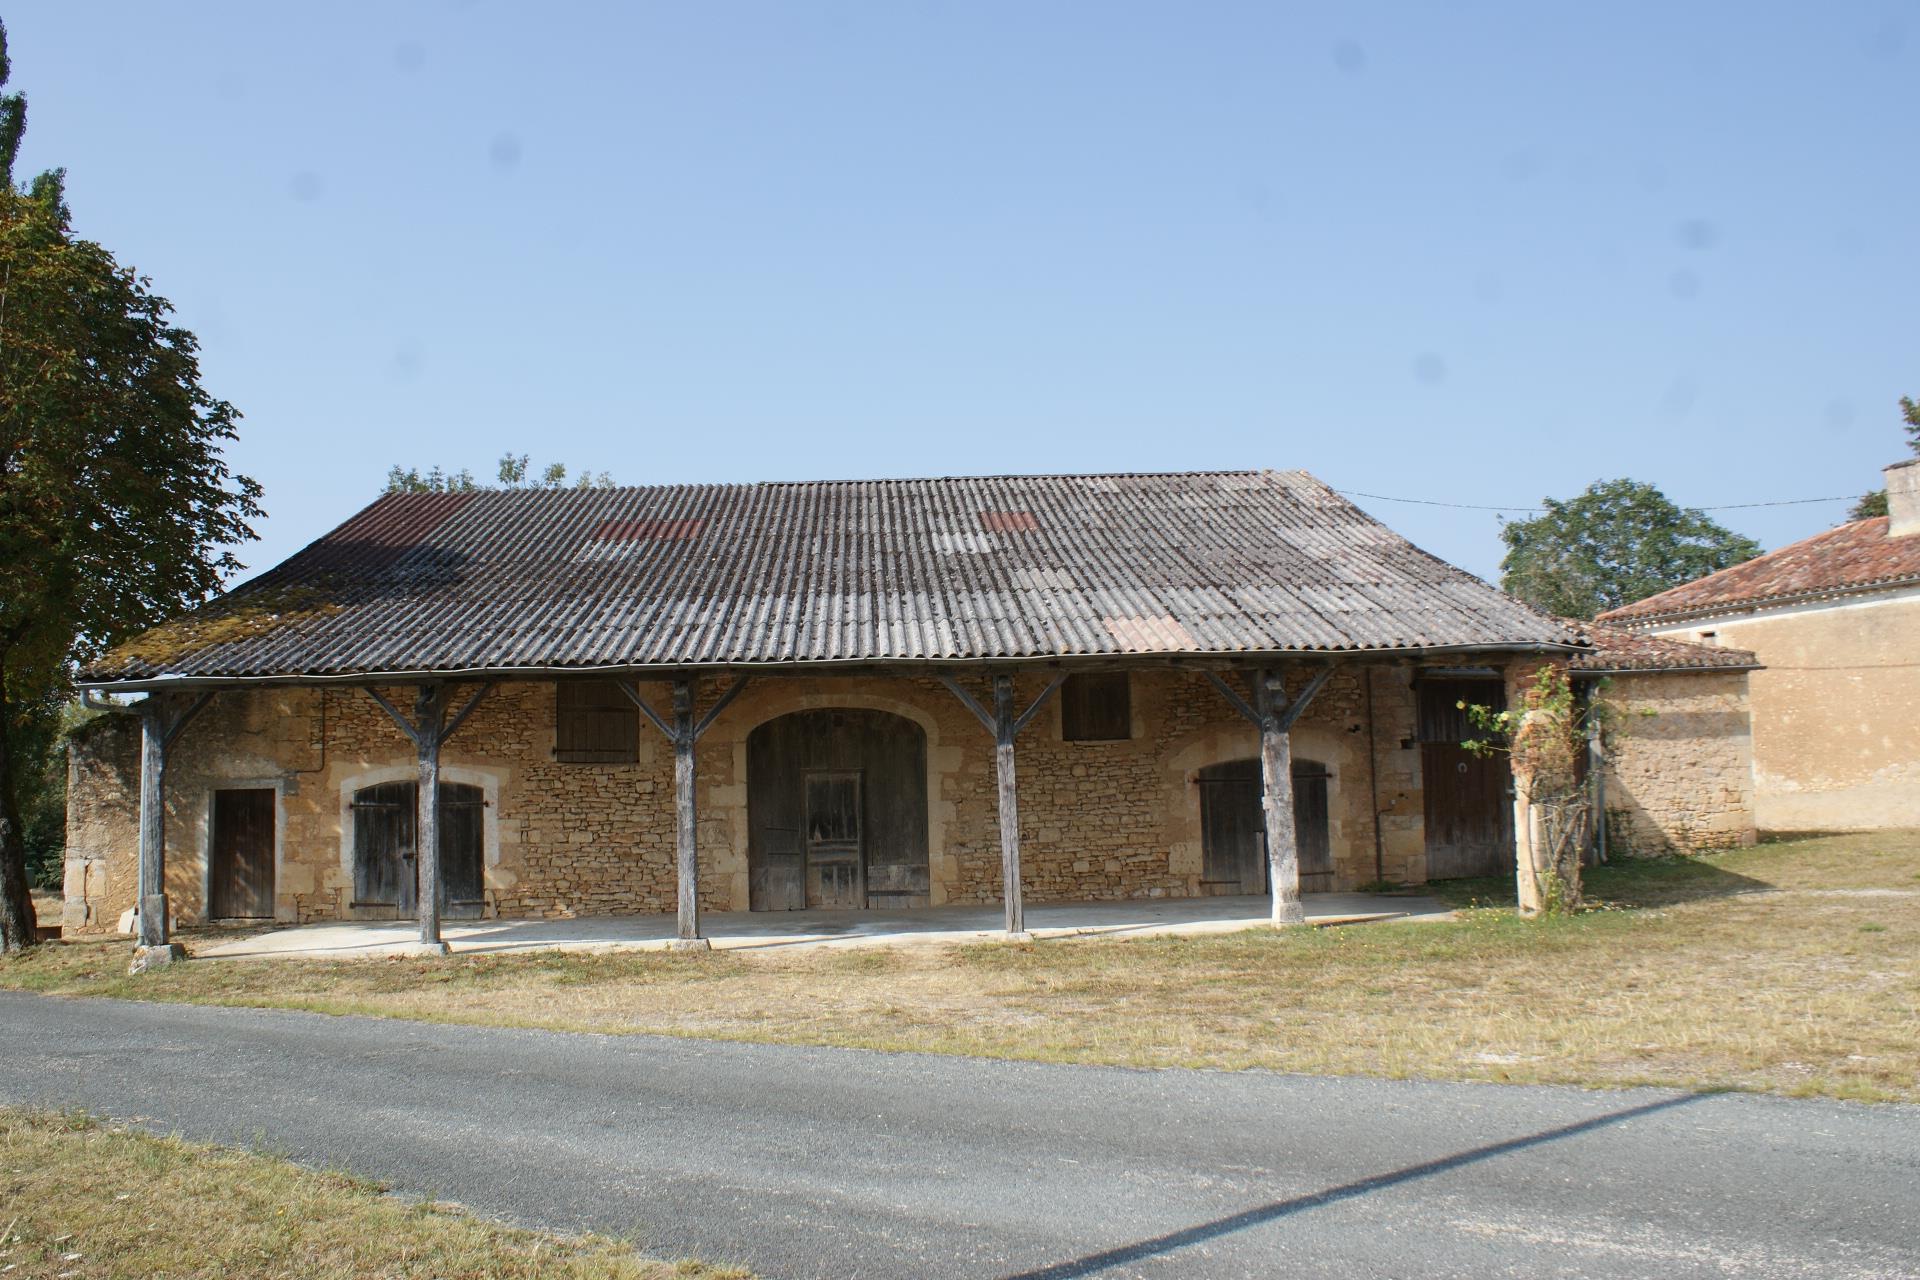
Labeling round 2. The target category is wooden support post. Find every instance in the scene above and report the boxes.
[413,684,446,952]
[1254,671,1304,926]
[617,675,749,952]
[938,671,1064,941]
[130,692,212,968]
[671,679,705,950]
[366,682,494,956]
[1203,664,1334,927]
[135,703,170,952]
[992,675,1026,939]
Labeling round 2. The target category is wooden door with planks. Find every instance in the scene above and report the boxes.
[804,771,863,909]
[1418,678,1515,880]
[350,781,486,917]
[209,788,275,919]
[748,709,930,911]
[1197,759,1334,894]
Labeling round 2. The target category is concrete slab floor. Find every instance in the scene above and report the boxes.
[188,892,1454,961]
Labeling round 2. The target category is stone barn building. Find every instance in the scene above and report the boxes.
[66,470,1604,955]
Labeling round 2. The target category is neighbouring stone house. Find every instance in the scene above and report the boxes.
[61,469,1747,953]
[1599,459,1920,834]
[1571,623,1760,856]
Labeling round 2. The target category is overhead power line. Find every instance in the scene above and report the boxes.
[1334,488,1857,516]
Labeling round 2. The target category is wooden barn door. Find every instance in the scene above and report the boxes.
[1198,759,1333,894]
[352,781,486,917]
[209,788,275,919]
[748,710,929,911]
[804,772,863,909]
[1419,679,1515,880]
[439,783,486,919]
[352,781,417,914]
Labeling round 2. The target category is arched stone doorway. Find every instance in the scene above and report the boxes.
[747,708,930,910]
[1196,758,1333,894]
[348,780,486,918]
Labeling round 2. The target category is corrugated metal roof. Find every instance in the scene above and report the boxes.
[83,470,1580,684]
[1599,516,1920,626]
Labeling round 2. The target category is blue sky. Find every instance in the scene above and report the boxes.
[6,2,1915,582]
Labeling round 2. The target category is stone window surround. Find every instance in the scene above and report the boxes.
[197,776,290,924]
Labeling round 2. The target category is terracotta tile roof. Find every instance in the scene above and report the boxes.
[1568,622,1759,675]
[1599,517,1920,626]
[81,470,1581,686]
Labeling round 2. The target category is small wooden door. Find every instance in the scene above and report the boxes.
[209,788,275,918]
[804,772,863,909]
[440,783,487,919]
[351,781,486,917]
[1419,679,1515,880]
[352,781,417,913]
[1198,759,1334,894]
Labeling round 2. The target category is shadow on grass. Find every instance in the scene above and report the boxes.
[1425,857,1776,913]
[1001,1092,1704,1279]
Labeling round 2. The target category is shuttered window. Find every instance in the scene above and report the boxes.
[555,680,638,763]
[1061,672,1131,742]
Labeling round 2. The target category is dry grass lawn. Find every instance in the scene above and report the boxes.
[0,1107,746,1279]
[5,832,1916,1102]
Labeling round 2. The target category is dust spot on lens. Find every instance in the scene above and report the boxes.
[490,132,523,171]
[1413,353,1447,385]
[289,171,324,202]
[1333,40,1366,74]
[1676,218,1718,251]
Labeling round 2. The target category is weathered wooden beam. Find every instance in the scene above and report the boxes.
[616,679,678,743]
[135,701,169,951]
[133,692,213,959]
[939,672,1063,940]
[937,673,996,734]
[1202,670,1258,725]
[412,684,448,952]
[1276,666,1333,731]
[365,687,427,748]
[693,675,750,741]
[367,682,495,955]
[1202,665,1335,926]
[670,678,706,949]
[992,675,1029,940]
[1253,670,1305,925]
[440,681,495,744]
[1011,674,1067,738]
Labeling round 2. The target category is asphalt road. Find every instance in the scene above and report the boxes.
[4,992,1916,1279]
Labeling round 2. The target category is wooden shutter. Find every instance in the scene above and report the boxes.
[555,680,639,763]
[1061,672,1131,741]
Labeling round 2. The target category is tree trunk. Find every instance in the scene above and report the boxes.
[0,670,39,953]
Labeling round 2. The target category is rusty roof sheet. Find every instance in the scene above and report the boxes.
[83,470,1580,684]
[1600,517,1920,626]
[1568,622,1759,675]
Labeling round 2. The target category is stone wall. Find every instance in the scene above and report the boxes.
[62,665,1434,932]
[1595,670,1757,855]
[1650,591,1920,832]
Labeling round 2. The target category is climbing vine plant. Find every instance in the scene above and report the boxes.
[1463,665,1602,916]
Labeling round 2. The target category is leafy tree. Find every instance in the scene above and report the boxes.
[386,453,613,493]
[1499,479,1761,619]
[1847,395,1920,520]
[0,23,262,950]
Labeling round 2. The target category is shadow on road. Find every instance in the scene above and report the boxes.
[1001,1092,1705,1279]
